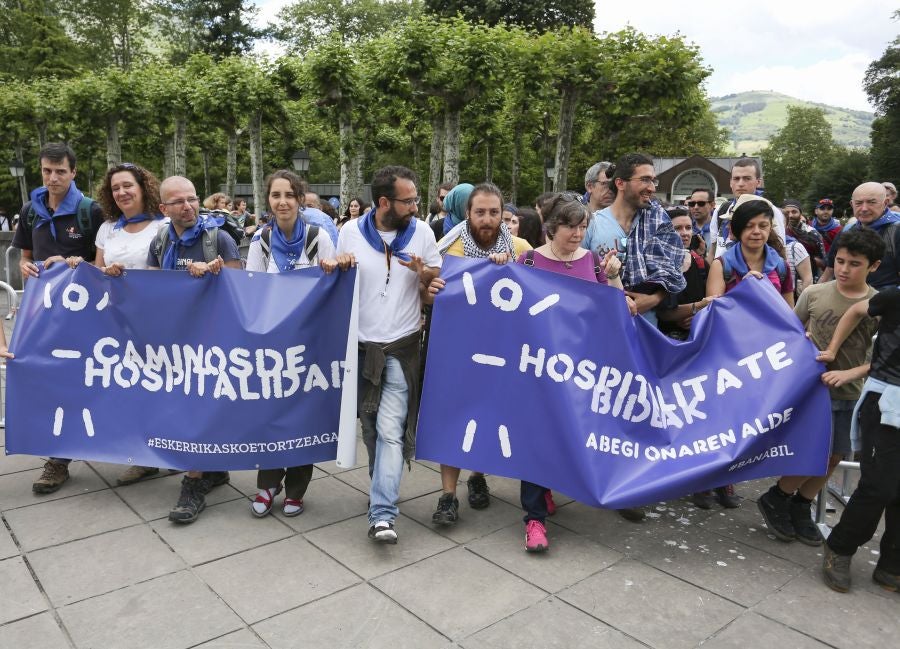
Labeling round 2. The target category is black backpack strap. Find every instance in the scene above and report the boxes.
[260,227,272,267]
[524,249,535,266]
[304,225,320,264]
[591,250,603,283]
[202,227,218,263]
[153,225,170,266]
[23,201,35,228]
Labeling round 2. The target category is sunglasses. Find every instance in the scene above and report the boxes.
[686,201,710,207]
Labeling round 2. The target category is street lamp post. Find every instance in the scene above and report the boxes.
[8,159,28,205]
[291,150,311,177]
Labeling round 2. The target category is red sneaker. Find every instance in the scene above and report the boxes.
[525,520,549,553]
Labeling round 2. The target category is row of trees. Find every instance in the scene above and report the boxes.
[0,5,727,214]
[760,13,899,216]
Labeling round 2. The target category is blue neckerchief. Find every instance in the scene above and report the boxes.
[358,208,416,262]
[30,182,84,240]
[114,213,158,230]
[855,209,900,233]
[812,217,840,233]
[269,217,307,271]
[724,241,782,277]
[161,215,218,270]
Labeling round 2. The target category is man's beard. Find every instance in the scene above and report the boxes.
[470,223,499,249]
[383,205,410,230]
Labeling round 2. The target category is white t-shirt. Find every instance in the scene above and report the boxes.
[337,218,441,344]
[95,219,168,269]
[710,201,786,259]
[245,227,336,273]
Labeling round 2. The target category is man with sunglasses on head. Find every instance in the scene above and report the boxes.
[581,153,686,523]
[338,165,441,544]
[147,175,242,524]
[14,143,106,495]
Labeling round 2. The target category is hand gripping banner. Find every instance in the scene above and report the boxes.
[417,257,832,508]
[5,263,359,471]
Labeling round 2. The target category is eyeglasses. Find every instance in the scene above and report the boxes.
[626,176,660,188]
[162,197,199,207]
[686,201,710,207]
[438,194,448,201]
[389,196,420,207]
[591,179,610,188]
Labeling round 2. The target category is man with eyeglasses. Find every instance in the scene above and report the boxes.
[337,165,441,544]
[584,161,614,213]
[13,143,106,495]
[818,182,900,291]
[686,188,715,251]
[708,157,786,262]
[144,176,242,523]
[582,153,686,523]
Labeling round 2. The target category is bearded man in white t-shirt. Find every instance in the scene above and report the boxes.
[337,165,441,544]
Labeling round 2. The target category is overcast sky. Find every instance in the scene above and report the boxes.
[256,0,897,112]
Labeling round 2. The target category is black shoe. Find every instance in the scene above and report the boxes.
[617,507,645,522]
[873,567,900,592]
[789,498,823,546]
[822,545,851,593]
[467,475,490,510]
[690,491,716,510]
[202,471,230,491]
[757,486,795,542]
[432,492,459,526]
[169,476,206,524]
[368,521,398,544]
[714,485,741,508]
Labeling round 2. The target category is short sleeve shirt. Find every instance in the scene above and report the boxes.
[146,228,240,270]
[96,219,168,270]
[12,200,105,261]
[868,286,900,385]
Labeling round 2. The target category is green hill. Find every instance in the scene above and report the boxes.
[710,90,874,154]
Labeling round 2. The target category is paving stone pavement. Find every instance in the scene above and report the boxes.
[1,318,898,649]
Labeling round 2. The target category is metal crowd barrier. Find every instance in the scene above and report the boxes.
[0,279,16,429]
[815,460,860,538]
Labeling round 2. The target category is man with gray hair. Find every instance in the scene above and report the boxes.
[819,182,900,291]
[584,161,614,213]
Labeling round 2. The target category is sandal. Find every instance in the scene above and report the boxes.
[251,485,282,517]
[283,497,304,517]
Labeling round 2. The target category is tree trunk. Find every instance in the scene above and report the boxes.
[485,140,494,184]
[553,86,580,192]
[428,113,444,207]
[173,117,187,175]
[442,109,461,185]
[202,151,211,198]
[339,114,353,213]
[248,111,265,220]
[106,115,122,167]
[226,130,238,201]
[14,142,28,205]
[510,126,521,205]
[163,138,175,178]
[37,123,47,148]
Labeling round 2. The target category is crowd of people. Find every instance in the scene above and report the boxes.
[2,143,898,596]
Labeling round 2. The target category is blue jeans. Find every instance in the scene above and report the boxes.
[360,356,409,525]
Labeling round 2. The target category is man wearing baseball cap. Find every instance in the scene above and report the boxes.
[812,198,842,254]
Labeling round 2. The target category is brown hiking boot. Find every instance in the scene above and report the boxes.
[116,465,160,486]
[822,545,852,593]
[32,460,70,494]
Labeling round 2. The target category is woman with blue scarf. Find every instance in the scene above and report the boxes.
[245,169,354,517]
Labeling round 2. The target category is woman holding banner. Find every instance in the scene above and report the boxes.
[65,162,168,486]
[245,169,354,517]
[515,193,633,552]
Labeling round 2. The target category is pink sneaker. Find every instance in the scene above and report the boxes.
[544,490,557,516]
[525,520,549,553]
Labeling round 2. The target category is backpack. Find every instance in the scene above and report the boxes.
[258,224,321,269]
[721,252,788,290]
[202,208,244,247]
[24,196,97,259]
[153,224,219,267]
[524,249,606,283]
